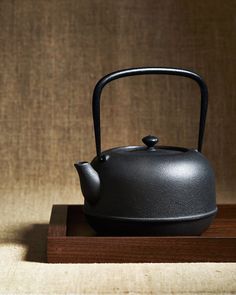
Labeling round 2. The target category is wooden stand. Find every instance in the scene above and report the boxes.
[47,204,236,263]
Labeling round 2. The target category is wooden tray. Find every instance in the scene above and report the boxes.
[47,204,236,263]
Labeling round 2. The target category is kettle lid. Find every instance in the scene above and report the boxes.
[142,135,159,150]
[100,135,189,160]
[134,135,188,154]
[142,135,159,151]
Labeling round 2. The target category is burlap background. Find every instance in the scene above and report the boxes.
[0,0,236,294]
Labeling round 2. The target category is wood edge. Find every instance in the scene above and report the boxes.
[47,205,68,237]
[47,236,236,263]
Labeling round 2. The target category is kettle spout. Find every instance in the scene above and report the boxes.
[74,162,100,204]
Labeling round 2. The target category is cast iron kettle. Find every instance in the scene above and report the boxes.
[75,68,217,236]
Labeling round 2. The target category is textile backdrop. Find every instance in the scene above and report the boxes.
[1,0,236,207]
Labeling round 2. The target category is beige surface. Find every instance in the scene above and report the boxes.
[1,0,236,294]
[0,260,236,294]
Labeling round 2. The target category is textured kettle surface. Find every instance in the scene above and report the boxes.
[84,149,216,220]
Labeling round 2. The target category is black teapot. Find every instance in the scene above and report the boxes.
[75,68,217,236]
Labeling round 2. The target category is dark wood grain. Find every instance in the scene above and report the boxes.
[47,204,236,263]
[47,205,68,237]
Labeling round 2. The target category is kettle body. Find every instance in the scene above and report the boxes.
[75,68,217,236]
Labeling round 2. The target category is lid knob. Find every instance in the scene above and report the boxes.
[142,135,159,149]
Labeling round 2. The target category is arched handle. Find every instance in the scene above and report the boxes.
[92,67,208,159]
